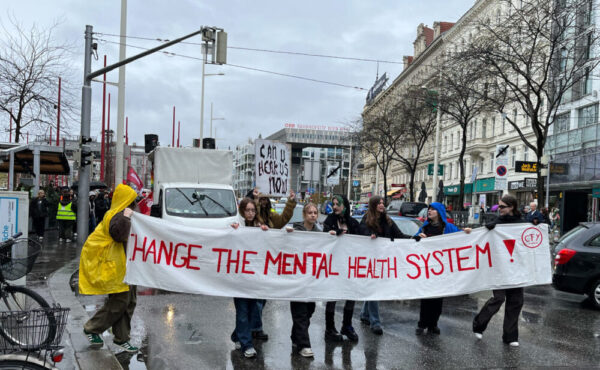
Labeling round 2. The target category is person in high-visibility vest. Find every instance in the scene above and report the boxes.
[57,191,77,242]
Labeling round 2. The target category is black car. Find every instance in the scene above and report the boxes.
[398,202,428,217]
[552,222,600,309]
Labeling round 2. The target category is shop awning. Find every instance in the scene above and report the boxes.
[475,177,495,193]
[387,188,402,196]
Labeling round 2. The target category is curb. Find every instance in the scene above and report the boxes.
[48,258,123,370]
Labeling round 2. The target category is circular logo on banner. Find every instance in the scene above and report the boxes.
[496,165,507,177]
[521,227,543,249]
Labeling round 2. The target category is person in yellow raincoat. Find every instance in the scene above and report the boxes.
[79,184,139,353]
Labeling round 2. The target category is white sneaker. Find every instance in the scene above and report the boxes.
[474,332,483,339]
[244,347,257,358]
[299,347,314,358]
[66,238,72,242]
[509,341,519,347]
[234,342,241,350]
[38,236,44,240]
[59,238,64,241]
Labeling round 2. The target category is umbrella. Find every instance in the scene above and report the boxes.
[437,180,445,203]
[418,182,428,203]
[71,181,108,190]
[491,204,499,212]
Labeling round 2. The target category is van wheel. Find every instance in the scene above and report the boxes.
[589,280,600,310]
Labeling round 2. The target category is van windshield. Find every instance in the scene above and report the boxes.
[165,188,237,218]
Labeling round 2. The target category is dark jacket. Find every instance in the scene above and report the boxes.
[95,193,109,220]
[322,194,360,235]
[359,214,409,240]
[525,210,545,224]
[292,221,322,232]
[485,213,523,229]
[29,198,48,219]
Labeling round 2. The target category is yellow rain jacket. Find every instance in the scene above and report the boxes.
[78,184,138,295]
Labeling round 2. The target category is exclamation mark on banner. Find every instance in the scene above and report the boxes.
[503,240,516,262]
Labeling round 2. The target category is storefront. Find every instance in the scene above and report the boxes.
[474,177,499,209]
[508,178,538,209]
[443,183,473,210]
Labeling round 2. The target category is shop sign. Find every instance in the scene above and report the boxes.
[475,177,495,193]
[444,183,473,195]
[508,178,537,191]
[550,163,568,174]
[427,164,444,176]
[515,161,538,173]
[593,188,600,198]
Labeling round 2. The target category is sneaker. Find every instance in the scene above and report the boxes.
[415,327,425,335]
[299,347,314,358]
[340,326,358,342]
[244,347,257,358]
[84,330,103,347]
[252,330,268,341]
[234,342,241,350]
[371,326,383,335]
[38,236,44,241]
[59,238,64,242]
[114,341,139,353]
[509,341,519,347]
[324,328,343,342]
[360,317,370,325]
[474,332,483,340]
[428,327,440,335]
[66,238,72,242]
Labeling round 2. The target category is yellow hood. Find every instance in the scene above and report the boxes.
[79,184,138,295]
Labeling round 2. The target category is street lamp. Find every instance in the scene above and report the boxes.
[210,102,225,138]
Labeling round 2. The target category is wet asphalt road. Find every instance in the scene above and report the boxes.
[77,284,600,369]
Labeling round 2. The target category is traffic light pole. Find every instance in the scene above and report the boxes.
[77,25,209,246]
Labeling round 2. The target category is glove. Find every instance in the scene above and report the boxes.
[485,223,496,231]
[413,235,421,242]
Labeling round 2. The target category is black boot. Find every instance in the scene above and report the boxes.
[325,311,343,342]
[340,309,358,342]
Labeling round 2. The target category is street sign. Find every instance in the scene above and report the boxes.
[494,144,509,190]
[326,164,340,185]
[515,161,537,173]
[470,166,478,184]
[427,164,444,176]
[352,180,360,187]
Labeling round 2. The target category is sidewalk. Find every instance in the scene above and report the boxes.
[48,257,123,370]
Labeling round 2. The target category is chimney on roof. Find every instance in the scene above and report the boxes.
[403,56,414,70]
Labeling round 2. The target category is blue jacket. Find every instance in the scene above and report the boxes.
[415,202,460,236]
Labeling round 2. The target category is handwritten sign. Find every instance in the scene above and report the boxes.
[254,139,290,197]
[125,214,552,301]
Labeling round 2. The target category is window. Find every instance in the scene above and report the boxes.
[502,115,506,133]
[583,67,593,96]
[588,234,600,247]
[555,112,571,133]
[524,147,529,162]
[491,117,496,137]
[511,147,516,168]
[513,109,518,128]
[490,153,494,173]
[450,134,453,152]
[559,48,567,72]
[578,104,598,127]
[482,119,487,138]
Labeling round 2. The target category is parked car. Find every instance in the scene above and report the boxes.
[274,204,306,228]
[352,204,368,216]
[417,207,455,224]
[352,215,423,236]
[552,222,600,310]
[398,202,428,218]
[386,199,404,214]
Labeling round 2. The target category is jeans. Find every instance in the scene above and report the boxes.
[251,299,266,332]
[360,301,381,328]
[232,298,259,351]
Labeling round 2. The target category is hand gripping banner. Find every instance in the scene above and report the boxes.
[124,214,552,301]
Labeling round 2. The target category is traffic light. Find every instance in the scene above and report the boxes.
[216,31,227,65]
[425,90,438,112]
[145,134,159,153]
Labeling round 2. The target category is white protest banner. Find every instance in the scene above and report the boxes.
[254,139,290,196]
[125,214,552,301]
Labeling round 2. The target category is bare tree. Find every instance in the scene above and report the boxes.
[0,16,76,143]
[389,87,437,201]
[463,0,600,206]
[437,57,491,209]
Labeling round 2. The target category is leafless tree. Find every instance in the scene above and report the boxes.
[462,0,600,206]
[436,57,491,209]
[389,87,437,202]
[0,16,76,143]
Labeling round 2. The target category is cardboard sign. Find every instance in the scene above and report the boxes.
[125,214,552,301]
[254,140,290,197]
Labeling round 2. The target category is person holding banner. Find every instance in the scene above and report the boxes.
[80,184,140,353]
[252,191,297,340]
[322,194,361,342]
[473,194,525,347]
[359,196,410,335]
[414,202,469,335]
[230,197,269,358]
[285,202,322,358]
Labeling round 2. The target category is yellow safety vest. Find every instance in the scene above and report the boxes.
[56,203,76,220]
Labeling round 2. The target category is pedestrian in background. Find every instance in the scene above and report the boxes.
[473,194,525,347]
[95,189,110,225]
[230,197,268,358]
[57,191,77,242]
[322,194,360,342]
[88,191,97,235]
[414,202,469,335]
[80,184,140,353]
[359,196,410,335]
[285,202,321,358]
[29,190,49,240]
[525,202,544,225]
[252,190,297,341]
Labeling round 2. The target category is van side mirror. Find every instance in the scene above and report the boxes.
[150,204,161,218]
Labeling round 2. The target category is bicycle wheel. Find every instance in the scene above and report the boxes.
[0,286,56,350]
[0,359,49,369]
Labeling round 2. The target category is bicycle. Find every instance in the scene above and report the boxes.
[0,232,70,369]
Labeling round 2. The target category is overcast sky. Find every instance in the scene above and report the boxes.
[2,0,474,150]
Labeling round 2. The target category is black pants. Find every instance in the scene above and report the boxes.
[290,301,315,348]
[32,217,46,237]
[58,220,73,240]
[418,298,443,329]
[473,288,524,343]
[325,300,355,328]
